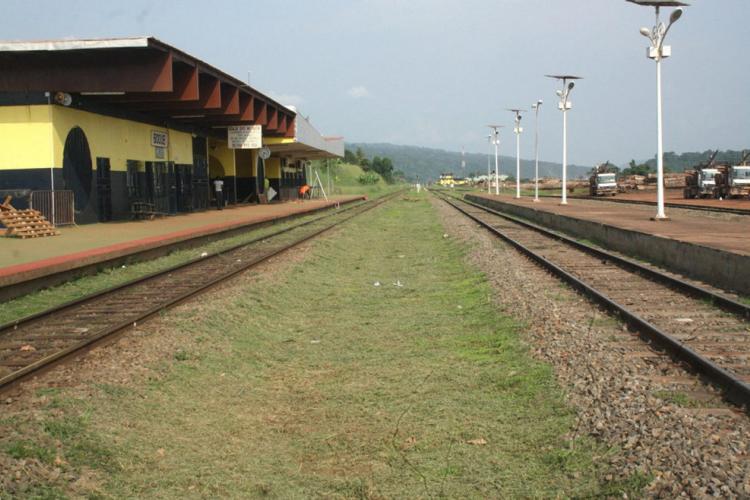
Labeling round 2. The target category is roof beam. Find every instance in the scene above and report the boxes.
[0,48,173,92]
[137,73,221,111]
[98,62,199,102]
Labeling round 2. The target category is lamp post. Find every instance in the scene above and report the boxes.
[487,133,493,194]
[507,109,525,199]
[487,125,503,195]
[531,100,543,202]
[546,74,582,205]
[627,0,688,221]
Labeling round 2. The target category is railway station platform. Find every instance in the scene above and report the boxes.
[0,196,363,297]
[466,193,750,295]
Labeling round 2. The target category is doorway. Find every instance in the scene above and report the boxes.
[62,127,93,220]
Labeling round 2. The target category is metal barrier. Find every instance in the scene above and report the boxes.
[30,190,75,226]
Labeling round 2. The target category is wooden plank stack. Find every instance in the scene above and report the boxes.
[0,196,60,239]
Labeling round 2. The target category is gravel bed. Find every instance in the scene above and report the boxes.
[432,196,750,497]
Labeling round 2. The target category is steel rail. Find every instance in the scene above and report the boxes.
[0,198,368,334]
[0,191,402,392]
[433,190,750,410]
[539,194,750,216]
[0,196,367,303]
[458,195,750,319]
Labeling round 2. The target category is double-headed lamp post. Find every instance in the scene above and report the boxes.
[487,125,503,195]
[627,0,688,221]
[546,74,582,205]
[486,133,493,194]
[508,109,525,199]
[531,100,543,202]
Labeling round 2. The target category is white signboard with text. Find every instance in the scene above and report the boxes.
[151,130,168,148]
[228,125,262,149]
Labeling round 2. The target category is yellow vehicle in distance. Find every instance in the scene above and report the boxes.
[438,172,469,187]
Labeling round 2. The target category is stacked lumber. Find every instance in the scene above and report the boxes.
[664,172,687,188]
[0,196,59,239]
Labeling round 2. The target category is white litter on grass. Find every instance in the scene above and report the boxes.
[457,305,463,309]
[121,265,127,269]
[373,281,381,287]
[393,280,403,287]
[310,339,321,344]
[443,233,449,238]
[674,318,693,323]
[200,252,208,258]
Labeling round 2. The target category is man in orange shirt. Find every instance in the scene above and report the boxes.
[298,184,311,199]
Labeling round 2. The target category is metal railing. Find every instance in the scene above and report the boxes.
[30,190,75,226]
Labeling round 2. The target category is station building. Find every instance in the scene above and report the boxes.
[0,37,343,224]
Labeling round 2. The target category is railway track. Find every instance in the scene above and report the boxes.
[0,192,401,392]
[433,190,750,411]
[540,194,750,216]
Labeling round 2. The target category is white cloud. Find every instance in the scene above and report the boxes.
[347,86,371,99]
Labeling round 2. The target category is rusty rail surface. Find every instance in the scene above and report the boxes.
[433,190,750,411]
[0,191,402,392]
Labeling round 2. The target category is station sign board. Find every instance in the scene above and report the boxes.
[151,130,169,148]
[228,125,262,149]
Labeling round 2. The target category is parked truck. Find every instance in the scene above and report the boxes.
[715,151,750,199]
[588,162,618,196]
[684,151,722,199]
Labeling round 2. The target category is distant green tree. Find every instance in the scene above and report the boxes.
[371,156,395,183]
[344,149,357,164]
[622,160,653,176]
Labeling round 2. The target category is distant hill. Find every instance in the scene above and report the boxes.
[346,142,592,182]
[639,149,750,172]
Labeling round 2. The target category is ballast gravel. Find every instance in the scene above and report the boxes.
[432,196,750,498]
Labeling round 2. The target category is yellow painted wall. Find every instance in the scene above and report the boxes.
[0,105,54,170]
[208,138,236,177]
[51,106,193,172]
[234,149,255,177]
[265,157,281,179]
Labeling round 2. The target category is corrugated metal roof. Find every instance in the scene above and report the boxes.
[0,37,150,52]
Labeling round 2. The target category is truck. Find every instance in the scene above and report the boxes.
[715,151,750,199]
[684,150,722,199]
[588,162,618,196]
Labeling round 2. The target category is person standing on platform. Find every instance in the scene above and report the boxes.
[213,177,224,210]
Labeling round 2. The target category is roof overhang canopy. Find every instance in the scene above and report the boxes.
[264,113,344,159]
[0,37,296,137]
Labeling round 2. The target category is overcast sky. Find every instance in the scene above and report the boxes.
[5,0,748,166]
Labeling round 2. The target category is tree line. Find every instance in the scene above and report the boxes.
[344,147,404,184]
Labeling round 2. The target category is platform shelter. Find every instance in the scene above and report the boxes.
[0,37,342,224]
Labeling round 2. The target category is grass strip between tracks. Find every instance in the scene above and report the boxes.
[1,191,617,498]
[0,200,371,326]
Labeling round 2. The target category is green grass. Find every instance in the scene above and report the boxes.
[1,192,617,497]
[330,161,403,197]
[0,201,369,326]
[4,440,56,464]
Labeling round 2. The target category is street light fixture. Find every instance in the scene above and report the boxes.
[487,125,504,195]
[487,133,493,194]
[507,109,526,199]
[627,0,689,220]
[531,100,543,202]
[546,74,582,205]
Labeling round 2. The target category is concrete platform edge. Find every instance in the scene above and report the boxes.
[0,197,364,302]
[466,194,750,296]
